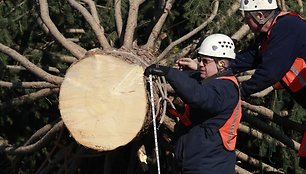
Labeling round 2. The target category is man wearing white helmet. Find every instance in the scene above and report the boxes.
[144,34,241,173]
[230,0,306,168]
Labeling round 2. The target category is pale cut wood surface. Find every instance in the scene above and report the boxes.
[59,54,147,151]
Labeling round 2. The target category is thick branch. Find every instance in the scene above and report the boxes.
[236,150,285,173]
[0,43,63,84]
[114,0,123,37]
[242,101,305,132]
[160,42,198,65]
[6,65,61,74]
[296,0,303,12]
[237,74,251,82]
[239,123,286,148]
[50,53,77,63]
[67,0,111,50]
[0,80,57,88]
[231,24,250,41]
[0,88,59,109]
[211,0,240,33]
[235,165,252,174]
[144,0,175,50]
[251,86,274,97]
[123,0,144,49]
[39,0,87,59]
[277,0,287,11]
[242,113,300,151]
[24,121,60,146]
[105,49,149,66]
[157,0,219,62]
[1,121,64,155]
[81,0,101,24]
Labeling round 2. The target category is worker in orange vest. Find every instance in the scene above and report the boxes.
[145,34,241,174]
[230,0,306,168]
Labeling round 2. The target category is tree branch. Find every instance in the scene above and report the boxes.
[0,88,59,109]
[231,24,250,41]
[242,101,305,133]
[296,0,303,12]
[81,0,101,24]
[239,123,286,148]
[50,53,77,63]
[25,120,60,146]
[235,165,252,174]
[105,49,149,66]
[67,0,111,50]
[236,150,285,173]
[250,86,274,97]
[209,0,240,33]
[157,0,220,62]
[114,0,123,38]
[277,0,287,11]
[0,80,57,88]
[0,43,63,84]
[6,65,62,74]
[1,121,64,155]
[38,0,87,59]
[123,0,145,49]
[160,42,198,65]
[144,0,175,50]
[242,113,300,151]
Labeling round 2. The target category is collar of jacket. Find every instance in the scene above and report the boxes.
[201,69,234,85]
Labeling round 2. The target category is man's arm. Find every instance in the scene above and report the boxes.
[230,36,262,73]
[239,15,304,98]
[165,69,237,114]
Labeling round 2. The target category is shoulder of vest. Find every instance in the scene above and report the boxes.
[217,76,238,86]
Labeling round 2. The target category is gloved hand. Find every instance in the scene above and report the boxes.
[144,64,170,77]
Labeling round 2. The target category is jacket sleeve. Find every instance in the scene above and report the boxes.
[239,15,305,98]
[230,36,262,74]
[165,68,238,114]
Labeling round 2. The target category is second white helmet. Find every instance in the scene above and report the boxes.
[198,34,236,59]
[240,0,278,11]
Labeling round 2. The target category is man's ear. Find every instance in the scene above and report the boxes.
[257,12,266,22]
[218,60,225,68]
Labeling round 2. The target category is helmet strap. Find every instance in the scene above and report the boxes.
[250,10,276,25]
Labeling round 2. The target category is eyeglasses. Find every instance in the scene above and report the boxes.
[197,56,215,65]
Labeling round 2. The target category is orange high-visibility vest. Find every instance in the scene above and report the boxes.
[169,76,241,151]
[262,12,306,93]
[298,131,306,157]
[168,104,192,126]
[262,12,306,157]
[217,76,242,151]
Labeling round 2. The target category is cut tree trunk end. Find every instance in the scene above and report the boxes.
[59,54,148,151]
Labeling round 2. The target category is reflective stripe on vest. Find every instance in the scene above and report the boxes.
[263,12,306,92]
[282,58,306,92]
[298,131,306,157]
[217,76,242,151]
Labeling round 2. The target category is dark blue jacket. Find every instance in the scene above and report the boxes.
[230,12,306,107]
[165,68,239,174]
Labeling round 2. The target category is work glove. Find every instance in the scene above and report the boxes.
[144,64,170,77]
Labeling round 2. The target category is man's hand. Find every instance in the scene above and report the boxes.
[144,64,170,77]
[175,57,199,70]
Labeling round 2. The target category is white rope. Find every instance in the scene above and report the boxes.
[149,74,161,174]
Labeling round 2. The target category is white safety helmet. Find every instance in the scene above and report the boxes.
[240,0,278,11]
[198,34,236,59]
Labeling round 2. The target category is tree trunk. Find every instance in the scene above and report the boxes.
[59,54,148,151]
